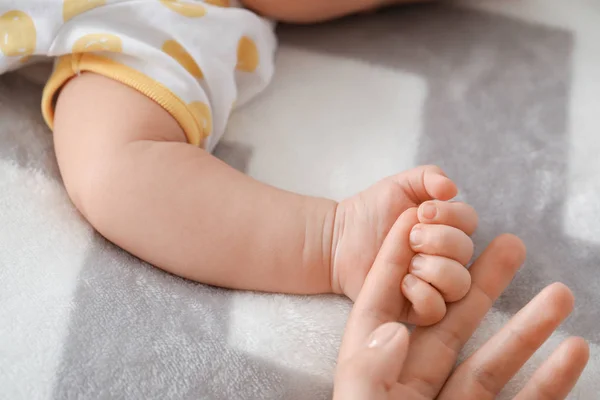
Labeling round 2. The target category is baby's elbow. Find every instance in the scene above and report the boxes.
[61,159,115,233]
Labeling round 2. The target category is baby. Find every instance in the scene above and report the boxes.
[1,0,477,325]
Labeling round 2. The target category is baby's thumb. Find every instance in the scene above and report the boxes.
[396,165,458,203]
[333,323,409,400]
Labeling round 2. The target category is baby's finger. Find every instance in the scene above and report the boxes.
[402,274,447,326]
[394,165,458,203]
[410,224,474,265]
[410,255,471,302]
[418,201,478,236]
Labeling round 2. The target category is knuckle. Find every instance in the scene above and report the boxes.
[422,291,446,324]
[355,303,399,329]
[532,382,561,400]
[421,307,446,326]
[431,325,463,356]
[444,262,471,301]
[454,272,472,300]
[461,267,472,290]
[471,365,503,395]
[455,231,474,260]
[465,236,475,256]
[506,325,542,353]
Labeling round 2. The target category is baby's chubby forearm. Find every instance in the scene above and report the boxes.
[99,143,338,293]
[53,73,338,295]
[54,74,473,315]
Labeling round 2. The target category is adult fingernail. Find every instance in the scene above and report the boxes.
[367,323,401,348]
[411,255,424,271]
[421,203,437,220]
[410,227,422,248]
[403,274,418,288]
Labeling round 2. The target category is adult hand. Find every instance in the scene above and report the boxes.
[334,214,589,399]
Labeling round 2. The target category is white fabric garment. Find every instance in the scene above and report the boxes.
[0,0,277,150]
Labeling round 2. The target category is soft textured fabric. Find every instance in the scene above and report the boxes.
[1,0,599,399]
[0,0,276,149]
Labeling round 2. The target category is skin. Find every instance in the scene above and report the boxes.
[50,0,478,333]
[48,2,587,396]
[241,0,431,23]
[53,72,477,328]
[334,232,590,399]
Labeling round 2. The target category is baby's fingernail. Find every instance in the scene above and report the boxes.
[403,274,418,288]
[421,203,437,220]
[411,255,424,271]
[367,323,401,348]
[410,228,422,247]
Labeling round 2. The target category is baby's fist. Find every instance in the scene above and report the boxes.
[401,201,477,325]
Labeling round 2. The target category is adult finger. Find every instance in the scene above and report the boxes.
[338,208,419,361]
[334,323,410,400]
[514,337,589,400]
[417,201,479,236]
[398,234,526,398]
[438,283,575,399]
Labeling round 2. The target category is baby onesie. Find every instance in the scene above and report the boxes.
[0,0,277,151]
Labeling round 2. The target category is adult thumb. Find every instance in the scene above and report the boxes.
[333,323,410,400]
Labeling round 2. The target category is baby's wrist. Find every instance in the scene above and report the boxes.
[328,201,346,295]
[301,196,339,294]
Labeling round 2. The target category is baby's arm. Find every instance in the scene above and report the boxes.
[53,73,473,317]
[53,72,336,294]
[242,0,429,23]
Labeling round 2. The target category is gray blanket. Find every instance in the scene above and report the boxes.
[1,1,599,399]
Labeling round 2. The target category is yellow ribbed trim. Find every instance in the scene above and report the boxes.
[41,55,74,129]
[41,54,207,146]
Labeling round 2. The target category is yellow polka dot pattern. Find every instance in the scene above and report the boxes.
[72,34,123,53]
[162,40,203,79]
[0,10,37,58]
[63,0,106,22]
[188,101,213,138]
[236,36,259,72]
[160,0,207,17]
[3,0,271,150]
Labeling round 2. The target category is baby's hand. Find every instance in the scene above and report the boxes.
[331,166,477,325]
